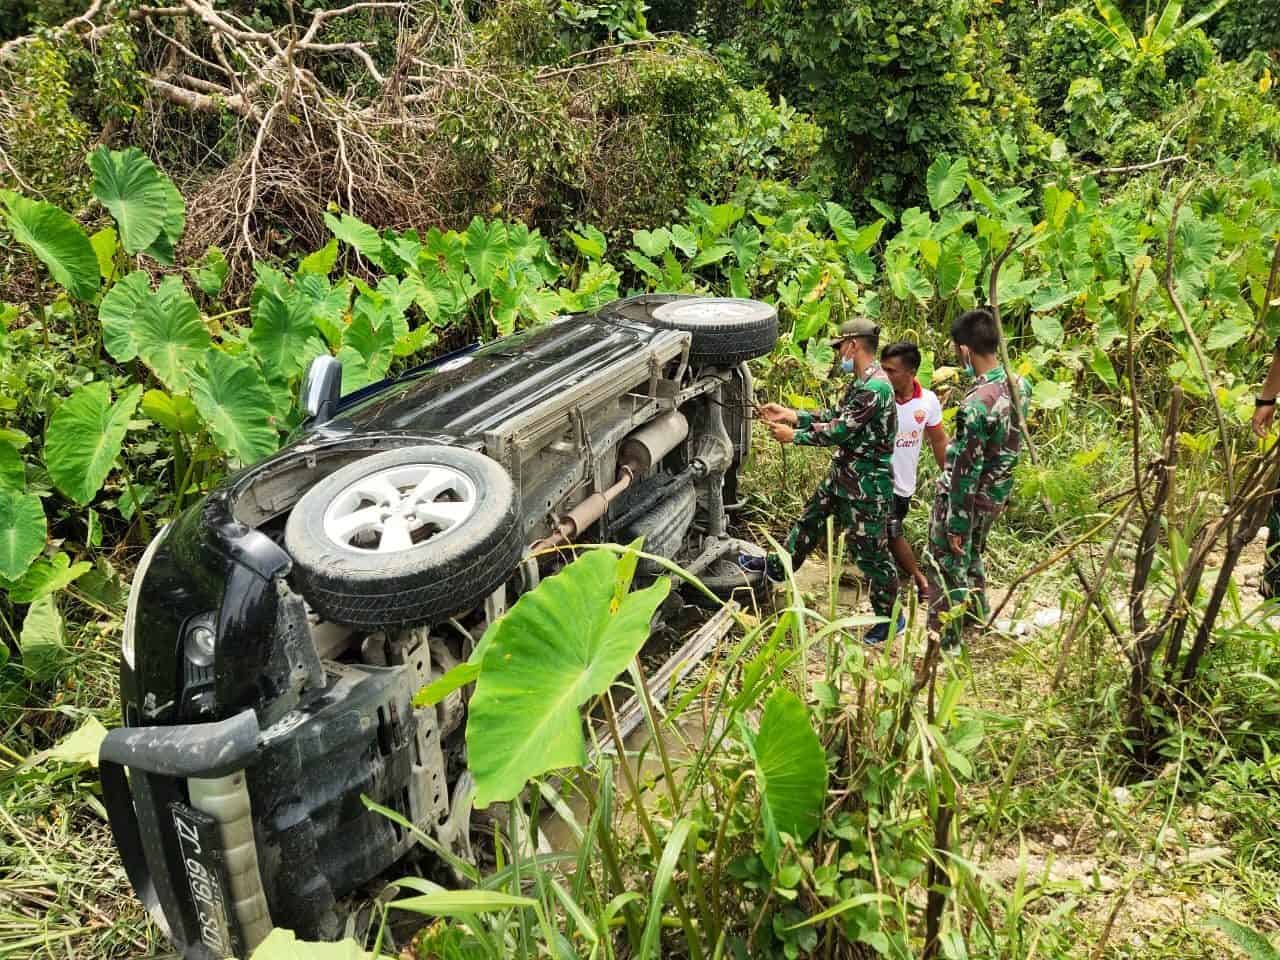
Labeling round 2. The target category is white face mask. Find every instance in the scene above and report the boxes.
[841,357,855,374]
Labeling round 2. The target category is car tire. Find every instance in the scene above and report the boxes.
[599,295,778,367]
[284,445,522,628]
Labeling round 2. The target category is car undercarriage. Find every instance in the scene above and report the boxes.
[100,295,779,958]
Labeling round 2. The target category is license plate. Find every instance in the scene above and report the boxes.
[170,802,241,959]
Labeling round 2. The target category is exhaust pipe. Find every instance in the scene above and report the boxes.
[533,412,688,551]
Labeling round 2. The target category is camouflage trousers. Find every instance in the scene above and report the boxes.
[924,493,997,644]
[776,477,899,619]
[1266,492,1280,599]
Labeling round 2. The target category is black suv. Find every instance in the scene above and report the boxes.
[100,295,779,958]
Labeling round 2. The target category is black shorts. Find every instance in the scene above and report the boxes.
[888,494,912,539]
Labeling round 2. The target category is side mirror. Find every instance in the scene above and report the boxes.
[300,355,342,424]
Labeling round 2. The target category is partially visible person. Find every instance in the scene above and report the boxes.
[1251,336,1280,598]
[747,318,902,644]
[879,341,947,599]
[925,308,1029,648]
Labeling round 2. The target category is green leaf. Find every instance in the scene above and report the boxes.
[624,250,662,281]
[750,688,827,870]
[390,890,537,918]
[90,227,119,281]
[35,716,108,767]
[98,271,153,362]
[324,211,385,263]
[851,218,887,255]
[824,202,858,245]
[7,552,91,605]
[1092,0,1137,52]
[189,351,278,465]
[466,547,669,807]
[20,593,63,680]
[0,489,45,580]
[632,228,670,258]
[298,237,340,277]
[193,246,228,297]
[133,281,210,394]
[250,929,369,960]
[937,235,981,299]
[793,299,831,344]
[463,217,509,289]
[0,190,100,300]
[44,382,143,506]
[669,224,698,257]
[250,291,319,380]
[414,661,481,708]
[688,242,732,271]
[88,147,173,254]
[1031,312,1064,346]
[567,225,606,261]
[926,155,969,211]
[639,820,693,959]
[1033,378,1073,410]
[1089,346,1119,390]
[1204,916,1280,960]
[0,442,25,492]
[140,176,186,265]
[140,389,201,435]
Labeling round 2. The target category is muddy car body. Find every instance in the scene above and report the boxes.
[100,295,777,958]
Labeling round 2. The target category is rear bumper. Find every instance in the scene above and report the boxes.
[103,661,428,957]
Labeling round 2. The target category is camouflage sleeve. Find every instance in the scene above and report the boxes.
[793,386,877,448]
[945,399,991,535]
[796,407,837,430]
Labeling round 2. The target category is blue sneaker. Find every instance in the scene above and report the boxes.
[864,613,907,646]
[739,551,784,584]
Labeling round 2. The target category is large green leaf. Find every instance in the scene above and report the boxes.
[466,547,670,808]
[926,155,969,211]
[0,489,46,580]
[249,290,319,380]
[324,211,385,264]
[193,246,228,297]
[824,202,858,245]
[134,281,211,393]
[189,351,278,465]
[99,271,153,362]
[463,217,510,289]
[7,552,91,605]
[1091,0,1137,53]
[0,190,100,300]
[749,687,828,871]
[140,389,201,435]
[89,147,173,254]
[44,382,143,506]
[20,593,63,680]
[250,929,368,960]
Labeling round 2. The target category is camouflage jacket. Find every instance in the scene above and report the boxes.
[940,365,1029,535]
[793,361,896,505]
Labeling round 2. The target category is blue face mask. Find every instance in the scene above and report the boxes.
[960,349,975,378]
[840,357,855,374]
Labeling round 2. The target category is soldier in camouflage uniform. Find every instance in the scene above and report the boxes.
[925,307,1030,647]
[747,318,902,643]
[1251,336,1280,599]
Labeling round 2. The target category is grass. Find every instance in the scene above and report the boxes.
[2,398,1278,958]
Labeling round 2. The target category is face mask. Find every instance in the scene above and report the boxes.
[841,357,855,374]
[960,349,975,378]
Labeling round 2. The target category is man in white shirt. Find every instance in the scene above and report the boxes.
[879,342,947,598]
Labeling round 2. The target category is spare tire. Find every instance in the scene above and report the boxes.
[599,295,778,366]
[284,445,522,628]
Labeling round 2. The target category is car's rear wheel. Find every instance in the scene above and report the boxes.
[598,295,778,366]
[284,445,522,627]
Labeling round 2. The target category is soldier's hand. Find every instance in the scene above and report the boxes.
[1252,403,1276,439]
[947,533,964,556]
[768,422,796,444]
[757,403,797,426]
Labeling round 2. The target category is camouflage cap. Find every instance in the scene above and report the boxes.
[829,317,880,346]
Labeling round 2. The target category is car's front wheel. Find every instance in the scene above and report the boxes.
[284,445,523,628]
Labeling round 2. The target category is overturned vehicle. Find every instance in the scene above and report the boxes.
[100,295,778,958]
